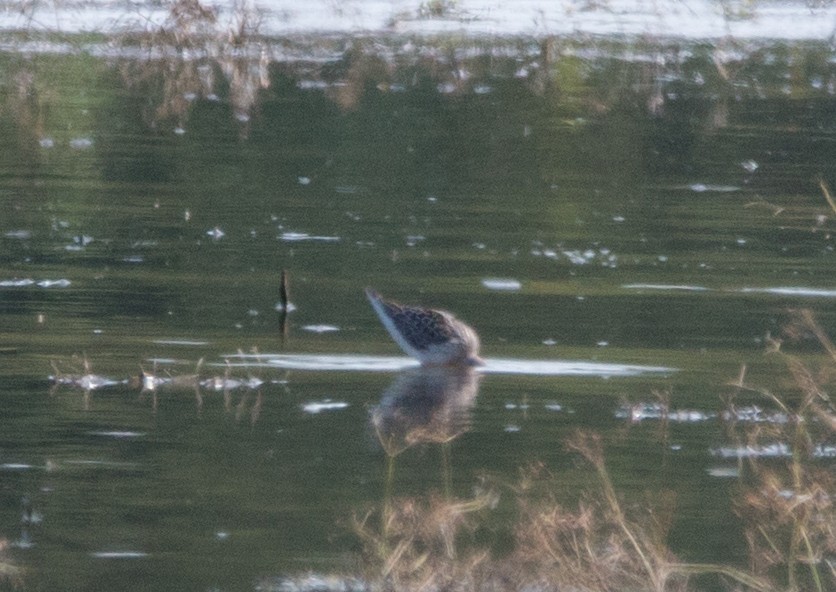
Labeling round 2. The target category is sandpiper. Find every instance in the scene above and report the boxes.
[365,288,484,367]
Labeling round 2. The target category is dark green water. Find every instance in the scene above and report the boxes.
[2,38,836,591]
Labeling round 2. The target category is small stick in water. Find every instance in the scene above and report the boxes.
[279,269,290,311]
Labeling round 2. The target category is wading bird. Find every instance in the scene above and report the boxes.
[365,288,484,367]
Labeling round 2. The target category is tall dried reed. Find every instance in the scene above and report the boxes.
[351,433,768,592]
[725,309,836,592]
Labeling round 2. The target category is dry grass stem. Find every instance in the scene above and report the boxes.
[726,309,836,592]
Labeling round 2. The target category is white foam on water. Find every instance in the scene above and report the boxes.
[279,232,340,242]
[481,277,522,291]
[623,284,711,292]
[485,358,671,377]
[88,431,147,439]
[709,443,836,459]
[91,551,149,559]
[616,403,715,422]
[1,463,36,470]
[0,278,71,288]
[623,284,836,299]
[711,443,790,459]
[64,459,142,469]
[686,183,741,193]
[738,287,836,298]
[301,400,349,414]
[301,324,340,333]
[706,467,740,478]
[225,353,672,376]
[4,230,32,239]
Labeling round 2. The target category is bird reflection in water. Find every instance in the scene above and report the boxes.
[370,365,481,501]
[371,366,481,456]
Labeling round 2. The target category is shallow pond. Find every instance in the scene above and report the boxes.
[1,31,836,591]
